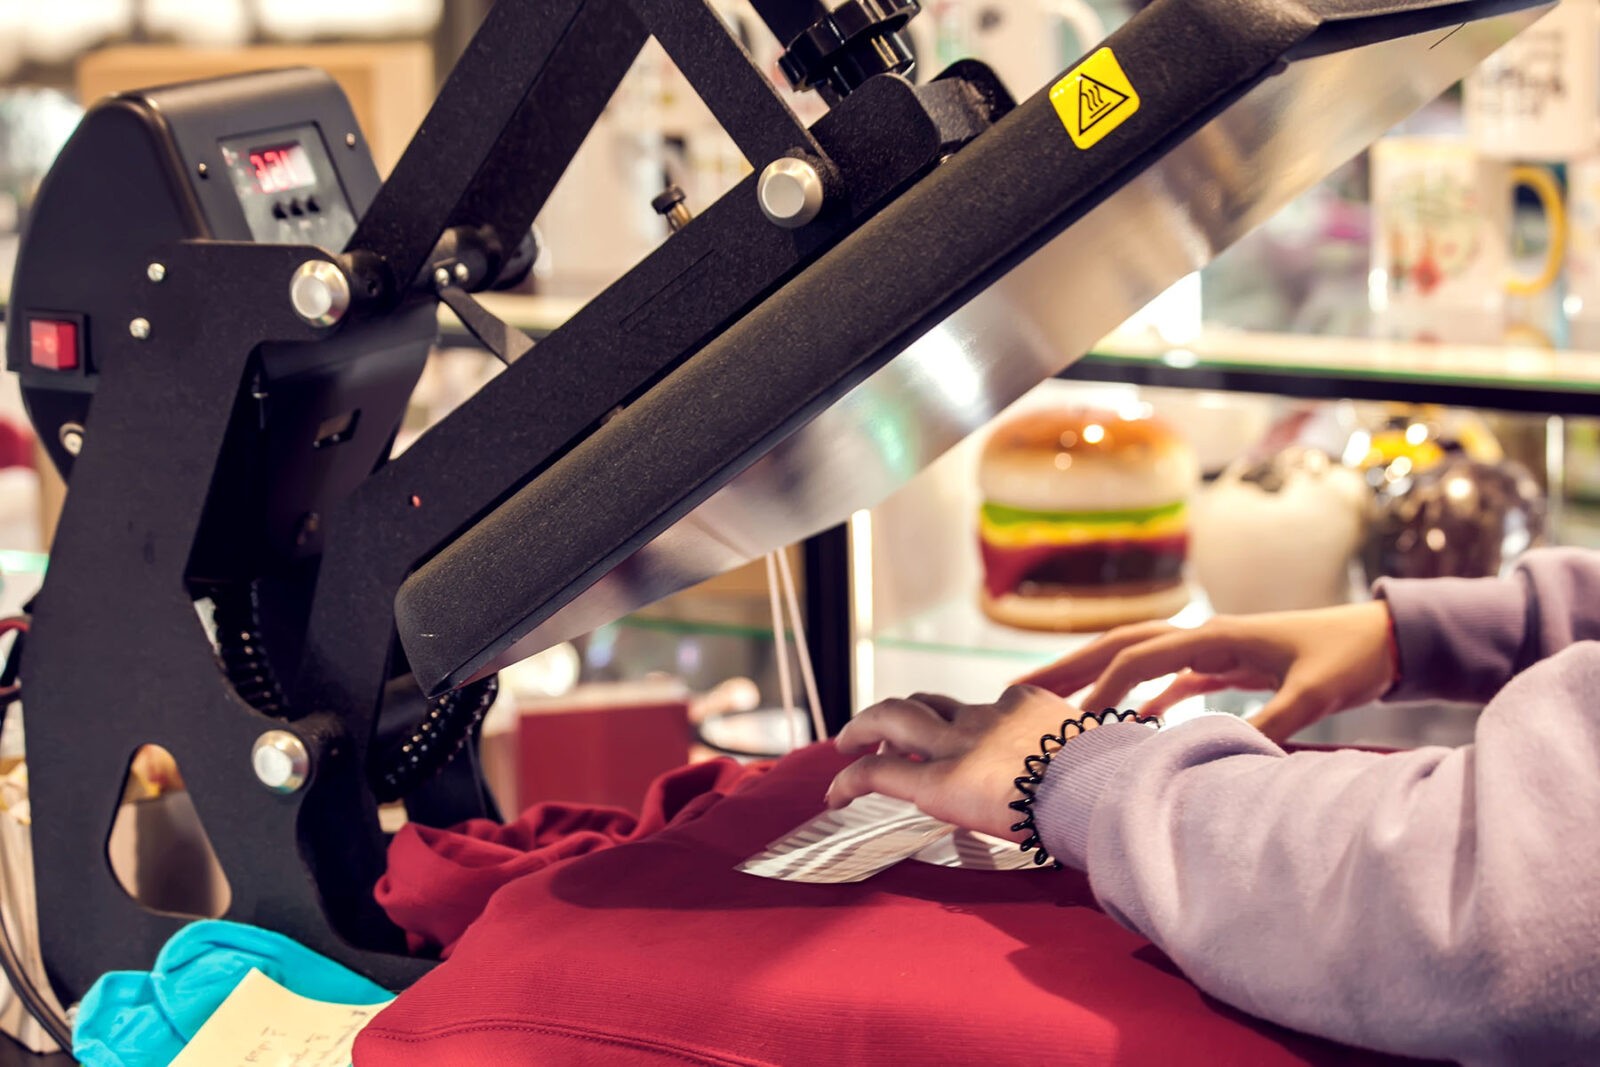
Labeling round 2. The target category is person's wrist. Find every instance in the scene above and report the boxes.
[1009,709,1159,868]
[1367,598,1402,696]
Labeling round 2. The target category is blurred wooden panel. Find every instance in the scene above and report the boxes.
[75,42,433,173]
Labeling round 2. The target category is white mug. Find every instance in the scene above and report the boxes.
[1369,137,1565,343]
[1464,0,1600,162]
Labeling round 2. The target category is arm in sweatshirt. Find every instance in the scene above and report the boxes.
[1033,550,1600,1062]
[1376,546,1600,705]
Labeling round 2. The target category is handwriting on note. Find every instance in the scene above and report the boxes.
[169,968,393,1067]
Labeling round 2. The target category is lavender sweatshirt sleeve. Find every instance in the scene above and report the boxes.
[1029,551,1600,1064]
[1375,547,1600,704]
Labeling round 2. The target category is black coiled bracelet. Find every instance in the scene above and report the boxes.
[1009,709,1161,868]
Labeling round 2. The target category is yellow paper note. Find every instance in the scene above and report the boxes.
[169,968,393,1067]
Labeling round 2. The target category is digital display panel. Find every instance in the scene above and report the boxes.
[248,143,316,194]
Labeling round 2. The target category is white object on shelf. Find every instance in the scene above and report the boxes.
[1190,451,1367,614]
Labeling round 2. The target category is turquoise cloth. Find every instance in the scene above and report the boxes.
[73,920,391,1067]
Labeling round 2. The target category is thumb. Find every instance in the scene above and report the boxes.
[1244,680,1334,744]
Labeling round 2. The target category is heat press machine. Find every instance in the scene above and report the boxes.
[2,0,1549,1011]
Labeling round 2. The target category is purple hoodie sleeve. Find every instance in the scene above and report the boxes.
[1029,639,1600,1062]
[1376,547,1600,704]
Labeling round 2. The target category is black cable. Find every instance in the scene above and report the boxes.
[0,620,73,1050]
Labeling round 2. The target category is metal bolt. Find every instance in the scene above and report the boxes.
[59,423,85,456]
[146,263,166,284]
[345,132,358,148]
[289,260,352,327]
[652,185,693,233]
[433,266,452,290]
[252,730,311,794]
[129,318,151,341]
[757,157,826,229]
[453,262,470,283]
[196,162,209,179]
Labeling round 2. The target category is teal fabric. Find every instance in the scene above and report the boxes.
[73,920,391,1067]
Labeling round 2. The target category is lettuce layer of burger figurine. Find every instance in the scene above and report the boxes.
[977,408,1199,632]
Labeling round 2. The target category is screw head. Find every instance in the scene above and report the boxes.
[757,157,826,229]
[289,260,352,327]
[433,266,452,290]
[59,423,85,456]
[345,132,358,148]
[196,162,209,179]
[252,730,311,794]
[146,263,166,284]
[129,318,151,341]
[453,262,470,283]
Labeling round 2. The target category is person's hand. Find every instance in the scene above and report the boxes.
[1018,601,1400,742]
[825,685,1096,841]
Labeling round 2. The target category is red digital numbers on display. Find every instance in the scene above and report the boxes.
[248,143,315,194]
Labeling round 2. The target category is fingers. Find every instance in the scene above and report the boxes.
[906,692,966,721]
[825,753,939,809]
[1016,621,1178,696]
[1080,626,1262,714]
[1139,668,1281,718]
[836,698,959,759]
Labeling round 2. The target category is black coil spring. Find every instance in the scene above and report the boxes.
[211,584,288,717]
[372,675,499,804]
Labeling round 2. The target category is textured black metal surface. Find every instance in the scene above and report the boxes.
[294,71,946,739]
[427,1,647,289]
[437,287,536,364]
[26,243,433,1001]
[349,0,832,310]
[345,0,590,298]
[8,7,947,1004]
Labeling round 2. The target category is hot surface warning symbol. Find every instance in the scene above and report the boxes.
[1050,48,1141,150]
[1079,75,1129,133]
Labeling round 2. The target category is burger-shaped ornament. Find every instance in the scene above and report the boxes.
[978,408,1199,632]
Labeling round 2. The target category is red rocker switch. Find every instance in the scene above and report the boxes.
[29,319,79,371]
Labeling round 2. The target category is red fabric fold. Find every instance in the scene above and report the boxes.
[376,757,766,955]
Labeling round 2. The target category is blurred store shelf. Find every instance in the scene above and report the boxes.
[1075,326,1600,416]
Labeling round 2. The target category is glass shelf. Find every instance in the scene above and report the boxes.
[1073,327,1600,415]
[872,590,1212,663]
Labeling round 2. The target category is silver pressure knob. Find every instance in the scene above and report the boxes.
[757,157,826,229]
[252,730,311,794]
[289,260,352,327]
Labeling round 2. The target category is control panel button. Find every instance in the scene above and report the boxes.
[29,319,79,371]
[272,202,288,220]
[304,196,320,214]
[288,199,304,217]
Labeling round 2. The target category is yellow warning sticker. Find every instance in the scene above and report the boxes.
[1050,47,1140,150]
